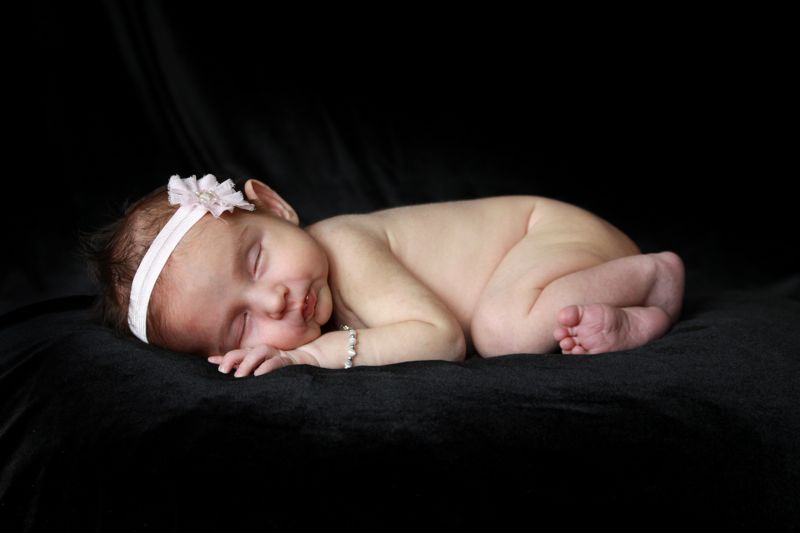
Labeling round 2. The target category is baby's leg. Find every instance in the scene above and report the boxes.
[472,249,685,356]
[547,252,684,354]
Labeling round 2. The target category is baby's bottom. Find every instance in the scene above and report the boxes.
[472,251,685,356]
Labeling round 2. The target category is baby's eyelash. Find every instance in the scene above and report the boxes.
[239,312,247,348]
[253,247,262,275]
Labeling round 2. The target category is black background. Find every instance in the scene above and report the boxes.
[3,4,798,532]
[4,1,796,317]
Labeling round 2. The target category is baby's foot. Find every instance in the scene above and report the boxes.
[553,303,672,355]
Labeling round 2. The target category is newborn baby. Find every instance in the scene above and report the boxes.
[83,174,685,377]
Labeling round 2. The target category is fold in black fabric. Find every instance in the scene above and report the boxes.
[7,3,799,531]
[2,279,799,530]
[11,2,797,315]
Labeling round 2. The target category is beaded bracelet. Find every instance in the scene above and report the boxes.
[341,325,358,369]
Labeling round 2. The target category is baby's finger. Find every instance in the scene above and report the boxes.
[253,355,291,376]
[207,355,224,365]
[218,349,246,374]
[233,346,271,377]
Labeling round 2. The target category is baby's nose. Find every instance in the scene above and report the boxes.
[252,284,288,319]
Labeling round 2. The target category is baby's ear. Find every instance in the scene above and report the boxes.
[243,179,299,225]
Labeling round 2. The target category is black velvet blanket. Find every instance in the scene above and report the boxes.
[5,2,798,531]
[2,278,799,530]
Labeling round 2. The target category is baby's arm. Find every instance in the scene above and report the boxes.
[213,316,465,376]
[297,217,467,368]
[303,315,464,369]
[212,217,466,376]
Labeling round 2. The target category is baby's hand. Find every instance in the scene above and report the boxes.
[208,344,321,377]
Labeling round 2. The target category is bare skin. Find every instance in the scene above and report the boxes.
[158,180,685,375]
[358,196,685,358]
[551,252,685,354]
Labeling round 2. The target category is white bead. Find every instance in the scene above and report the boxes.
[196,190,217,203]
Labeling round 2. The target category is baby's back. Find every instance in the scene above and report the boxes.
[310,195,639,343]
[368,196,538,333]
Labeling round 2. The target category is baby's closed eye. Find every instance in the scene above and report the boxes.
[252,245,263,276]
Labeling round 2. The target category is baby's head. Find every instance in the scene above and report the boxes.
[81,175,333,357]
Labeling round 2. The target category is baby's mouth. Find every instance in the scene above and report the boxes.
[302,289,316,321]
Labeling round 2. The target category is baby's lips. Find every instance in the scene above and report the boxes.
[303,288,317,321]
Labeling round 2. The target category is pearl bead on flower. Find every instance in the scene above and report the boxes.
[195,190,218,204]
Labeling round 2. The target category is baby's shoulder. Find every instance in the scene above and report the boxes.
[306,213,389,250]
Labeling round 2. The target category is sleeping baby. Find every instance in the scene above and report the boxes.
[82,174,685,377]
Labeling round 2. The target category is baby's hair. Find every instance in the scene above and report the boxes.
[78,184,177,346]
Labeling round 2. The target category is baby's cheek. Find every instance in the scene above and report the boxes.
[260,326,321,350]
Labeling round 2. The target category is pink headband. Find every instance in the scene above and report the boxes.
[127,174,256,343]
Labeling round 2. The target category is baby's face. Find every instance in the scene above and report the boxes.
[157,209,333,356]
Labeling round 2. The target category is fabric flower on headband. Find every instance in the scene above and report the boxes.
[167,174,256,217]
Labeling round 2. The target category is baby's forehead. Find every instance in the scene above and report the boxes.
[173,209,276,264]
[160,215,245,295]
[174,212,247,257]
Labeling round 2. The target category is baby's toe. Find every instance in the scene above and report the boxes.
[553,326,572,342]
[568,343,587,355]
[559,336,577,352]
[557,305,583,328]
